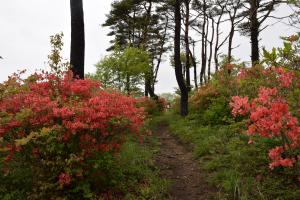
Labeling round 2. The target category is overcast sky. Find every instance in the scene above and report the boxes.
[0,1,298,94]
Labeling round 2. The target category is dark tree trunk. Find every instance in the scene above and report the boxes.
[208,17,214,81]
[214,20,220,72]
[142,1,159,99]
[132,10,136,45]
[227,1,240,64]
[70,0,85,79]
[228,26,234,64]
[145,82,149,97]
[184,0,191,92]
[200,10,207,86]
[145,78,158,99]
[214,0,230,72]
[204,15,209,84]
[190,41,198,89]
[144,77,149,97]
[126,74,131,96]
[250,0,260,64]
[251,25,260,64]
[145,63,158,99]
[175,0,188,116]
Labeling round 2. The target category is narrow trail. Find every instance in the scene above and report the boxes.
[153,122,216,200]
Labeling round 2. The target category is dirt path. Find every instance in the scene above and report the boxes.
[153,122,216,200]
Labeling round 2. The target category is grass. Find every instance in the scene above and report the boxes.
[156,112,300,200]
[114,136,169,200]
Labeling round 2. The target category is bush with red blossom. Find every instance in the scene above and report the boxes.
[0,70,145,198]
[230,66,300,170]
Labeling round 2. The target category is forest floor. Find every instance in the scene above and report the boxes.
[152,121,216,200]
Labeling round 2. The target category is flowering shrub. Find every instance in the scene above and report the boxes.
[230,67,300,170]
[136,97,166,116]
[189,66,239,125]
[0,70,145,198]
[190,84,220,109]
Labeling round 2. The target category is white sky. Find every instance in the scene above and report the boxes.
[0,1,298,94]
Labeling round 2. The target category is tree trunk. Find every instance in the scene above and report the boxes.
[184,0,191,92]
[251,25,260,64]
[146,63,158,99]
[70,0,85,79]
[190,41,198,89]
[145,78,158,99]
[126,74,130,96]
[175,0,188,116]
[250,0,260,64]
[200,4,207,86]
[145,81,149,96]
[204,15,209,84]
[142,1,158,98]
[228,23,235,64]
[214,19,220,72]
[208,17,214,81]
[214,2,227,72]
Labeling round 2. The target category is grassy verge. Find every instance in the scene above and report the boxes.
[111,135,169,200]
[157,112,300,200]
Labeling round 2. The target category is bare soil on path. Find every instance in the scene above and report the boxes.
[153,122,216,200]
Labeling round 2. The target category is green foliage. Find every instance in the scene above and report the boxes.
[90,47,150,95]
[200,96,232,125]
[263,34,300,71]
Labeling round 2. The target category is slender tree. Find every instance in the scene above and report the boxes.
[70,0,85,79]
[207,14,214,81]
[189,39,198,89]
[192,0,212,85]
[226,0,244,64]
[175,0,188,116]
[183,0,192,91]
[239,0,283,64]
[213,0,229,71]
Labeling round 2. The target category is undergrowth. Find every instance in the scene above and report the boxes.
[0,136,168,200]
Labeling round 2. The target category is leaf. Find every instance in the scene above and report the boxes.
[40,127,52,136]
[15,132,37,146]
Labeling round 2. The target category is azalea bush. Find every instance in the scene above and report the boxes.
[0,70,145,199]
[136,97,167,116]
[189,65,241,125]
[230,66,300,170]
